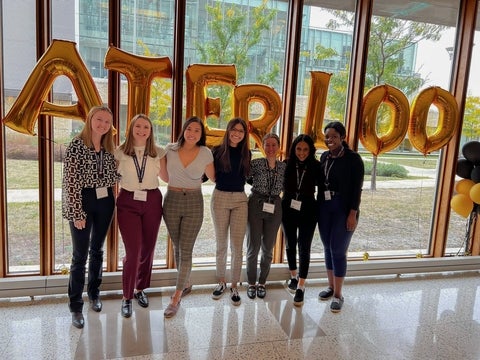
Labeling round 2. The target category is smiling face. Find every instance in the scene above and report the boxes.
[324,127,343,152]
[183,121,203,146]
[295,141,310,162]
[228,123,246,147]
[263,137,280,159]
[132,117,151,146]
[90,110,112,138]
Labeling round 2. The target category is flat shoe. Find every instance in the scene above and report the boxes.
[247,285,256,299]
[164,300,181,318]
[71,312,84,329]
[121,299,132,318]
[90,298,102,312]
[257,285,266,299]
[181,285,192,298]
[134,290,149,308]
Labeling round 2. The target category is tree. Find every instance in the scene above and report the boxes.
[463,95,480,142]
[195,0,278,128]
[323,12,445,189]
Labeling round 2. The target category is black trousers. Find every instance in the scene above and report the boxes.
[68,187,115,313]
[281,195,317,279]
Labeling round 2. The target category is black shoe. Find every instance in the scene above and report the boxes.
[257,285,266,299]
[287,278,298,293]
[319,287,334,301]
[134,290,149,308]
[247,285,256,299]
[90,298,102,312]
[293,288,304,307]
[72,312,84,329]
[121,299,132,318]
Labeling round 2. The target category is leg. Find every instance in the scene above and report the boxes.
[136,189,163,291]
[117,190,142,300]
[211,189,230,283]
[68,221,91,313]
[228,192,248,287]
[246,195,264,285]
[258,196,282,285]
[87,191,115,300]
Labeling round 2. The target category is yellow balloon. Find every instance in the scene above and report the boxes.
[469,183,480,204]
[233,83,282,151]
[450,194,473,218]
[455,179,475,196]
[359,84,410,156]
[409,86,458,155]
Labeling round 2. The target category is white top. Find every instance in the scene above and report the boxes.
[165,143,213,189]
[114,145,166,191]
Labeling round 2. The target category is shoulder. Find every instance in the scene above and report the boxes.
[155,145,166,159]
[165,143,178,152]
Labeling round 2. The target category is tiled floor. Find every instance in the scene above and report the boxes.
[0,271,479,359]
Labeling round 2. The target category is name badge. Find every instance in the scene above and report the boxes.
[290,199,302,211]
[96,187,108,199]
[134,190,148,202]
[262,202,275,214]
[324,190,331,201]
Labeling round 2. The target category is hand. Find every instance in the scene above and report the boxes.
[74,219,86,229]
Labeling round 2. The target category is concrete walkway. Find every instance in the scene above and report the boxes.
[7,165,438,202]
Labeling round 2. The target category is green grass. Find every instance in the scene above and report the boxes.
[6,159,63,189]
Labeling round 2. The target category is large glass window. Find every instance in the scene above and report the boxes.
[3,1,39,273]
[183,0,288,263]
[447,4,480,256]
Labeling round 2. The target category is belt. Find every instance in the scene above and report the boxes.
[167,186,199,192]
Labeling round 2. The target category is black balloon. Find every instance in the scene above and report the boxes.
[462,141,480,165]
[472,166,480,183]
[456,158,474,179]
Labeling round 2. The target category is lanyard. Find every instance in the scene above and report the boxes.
[296,163,306,199]
[95,149,104,178]
[132,152,148,184]
[324,146,344,188]
[265,158,278,198]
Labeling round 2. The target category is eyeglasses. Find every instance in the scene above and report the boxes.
[230,127,245,134]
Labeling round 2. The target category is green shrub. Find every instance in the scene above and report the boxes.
[364,161,408,178]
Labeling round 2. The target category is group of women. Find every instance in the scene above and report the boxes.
[62,105,364,329]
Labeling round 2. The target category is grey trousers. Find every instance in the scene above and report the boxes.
[246,193,282,285]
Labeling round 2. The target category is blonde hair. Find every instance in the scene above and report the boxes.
[119,114,158,157]
[78,105,115,153]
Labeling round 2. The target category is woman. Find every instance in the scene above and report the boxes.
[62,105,120,329]
[246,133,286,299]
[281,134,319,307]
[211,118,250,306]
[159,116,215,318]
[115,114,166,318]
[317,121,364,313]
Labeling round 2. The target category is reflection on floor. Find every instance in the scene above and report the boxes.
[0,271,479,359]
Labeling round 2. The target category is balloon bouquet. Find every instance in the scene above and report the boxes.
[451,141,480,254]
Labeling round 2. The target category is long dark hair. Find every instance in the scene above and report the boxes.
[215,117,250,176]
[177,116,207,147]
[324,121,350,149]
[286,134,316,165]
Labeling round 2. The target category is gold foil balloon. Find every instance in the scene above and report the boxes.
[105,45,172,126]
[3,39,103,135]
[303,71,332,150]
[359,84,410,156]
[233,83,282,151]
[409,86,458,155]
[450,193,474,218]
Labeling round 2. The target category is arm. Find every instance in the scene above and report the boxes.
[204,162,215,182]
[159,156,169,183]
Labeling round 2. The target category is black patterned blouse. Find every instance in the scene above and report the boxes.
[62,137,120,221]
[247,157,286,197]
